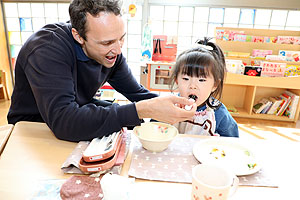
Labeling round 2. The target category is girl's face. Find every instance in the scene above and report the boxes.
[176,70,217,107]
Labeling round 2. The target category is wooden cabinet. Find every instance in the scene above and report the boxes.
[146,62,174,91]
[222,73,300,122]
[216,27,300,122]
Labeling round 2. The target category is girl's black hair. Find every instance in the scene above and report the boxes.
[169,37,226,109]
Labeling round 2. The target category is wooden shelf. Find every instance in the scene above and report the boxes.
[155,75,170,78]
[225,56,300,66]
[217,27,300,122]
[230,107,249,117]
[225,73,300,89]
[230,107,294,122]
[217,40,300,55]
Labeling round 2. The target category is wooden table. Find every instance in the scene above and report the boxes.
[0,122,76,199]
[0,124,14,155]
[0,121,299,199]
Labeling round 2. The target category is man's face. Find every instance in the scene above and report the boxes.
[74,12,126,68]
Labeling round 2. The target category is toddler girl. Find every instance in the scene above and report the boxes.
[169,38,239,137]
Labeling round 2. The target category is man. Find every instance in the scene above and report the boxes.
[7,0,196,142]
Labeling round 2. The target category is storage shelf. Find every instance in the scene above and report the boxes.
[225,73,300,89]
[218,27,300,122]
[230,107,249,117]
[217,40,300,55]
[155,75,170,78]
[231,107,294,122]
[250,113,295,122]
[225,56,300,66]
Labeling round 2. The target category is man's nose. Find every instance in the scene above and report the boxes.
[112,40,122,54]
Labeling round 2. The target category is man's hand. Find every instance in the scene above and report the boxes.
[135,95,197,124]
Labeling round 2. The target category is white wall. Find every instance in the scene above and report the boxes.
[148,0,300,10]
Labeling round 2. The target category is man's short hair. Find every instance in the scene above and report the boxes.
[69,0,122,40]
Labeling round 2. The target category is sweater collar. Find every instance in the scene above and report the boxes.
[67,22,90,62]
[74,40,90,62]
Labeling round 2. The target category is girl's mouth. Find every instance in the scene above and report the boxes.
[188,94,198,101]
[185,94,198,111]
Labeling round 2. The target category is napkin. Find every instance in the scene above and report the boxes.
[30,179,66,200]
[100,173,135,200]
[61,131,130,174]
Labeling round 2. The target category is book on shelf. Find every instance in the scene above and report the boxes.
[266,96,284,115]
[260,102,273,114]
[227,105,239,114]
[253,98,272,114]
[283,90,300,119]
[276,93,291,116]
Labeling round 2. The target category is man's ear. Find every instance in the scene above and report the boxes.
[72,28,84,44]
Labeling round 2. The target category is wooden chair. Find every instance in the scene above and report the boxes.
[0,70,10,100]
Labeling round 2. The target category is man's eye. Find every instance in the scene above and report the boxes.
[102,41,113,46]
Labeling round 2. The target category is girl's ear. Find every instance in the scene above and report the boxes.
[212,86,217,93]
[212,79,220,93]
[72,28,84,44]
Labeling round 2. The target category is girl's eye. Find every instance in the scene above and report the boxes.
[183,77,189,81]
[199,78,206,82]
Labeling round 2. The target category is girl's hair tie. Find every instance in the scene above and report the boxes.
[194,37,214,51]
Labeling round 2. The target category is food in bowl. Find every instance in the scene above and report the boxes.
[133,122,178,152]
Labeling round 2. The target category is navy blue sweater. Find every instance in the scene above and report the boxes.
[8,22,158,142]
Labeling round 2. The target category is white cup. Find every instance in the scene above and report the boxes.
[191,164,239,200]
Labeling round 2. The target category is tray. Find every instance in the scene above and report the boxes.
[82,131,122,162]
[79,133,122,173]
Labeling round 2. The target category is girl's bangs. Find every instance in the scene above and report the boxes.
[180,56,213,78]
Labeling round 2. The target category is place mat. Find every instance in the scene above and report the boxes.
[61,131,130,175]
[128,136,200,183]
[30,179,66,200]
[238,168,278,187]
[128,136,278,187]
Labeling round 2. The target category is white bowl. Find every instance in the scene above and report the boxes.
[133,122,178,152]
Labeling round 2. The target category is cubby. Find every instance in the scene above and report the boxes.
[217,27,300,122]
[146,62,174,91]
